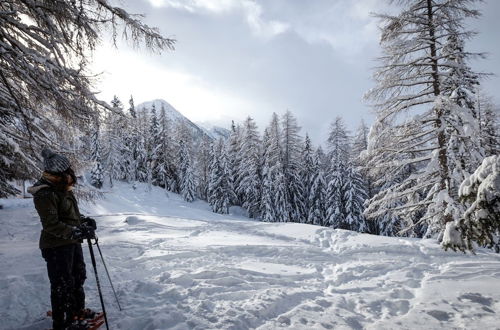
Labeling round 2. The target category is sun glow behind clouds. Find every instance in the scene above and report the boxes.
[91,45,253,125]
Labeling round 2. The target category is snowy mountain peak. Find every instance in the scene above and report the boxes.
[136,99,186,122]
[137,99,229,142]
[136,99,232,142]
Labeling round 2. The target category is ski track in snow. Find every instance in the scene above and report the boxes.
[1,183,500,330]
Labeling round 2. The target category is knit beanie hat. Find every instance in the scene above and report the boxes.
[41,148,71,173]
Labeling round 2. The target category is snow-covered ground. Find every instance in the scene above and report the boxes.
[1,183,499,330]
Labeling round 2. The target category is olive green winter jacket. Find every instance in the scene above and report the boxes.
[29,180,83,249]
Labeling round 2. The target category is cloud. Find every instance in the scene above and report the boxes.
[253,0,383,58]
[241,1,289,38]
[146,0,289,38]
[147,0,237,13]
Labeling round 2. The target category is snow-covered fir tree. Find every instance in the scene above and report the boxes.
[281,111,306,222]
[127,95,139,183]
[352,120,373,200]
[197,136,212,201]
[478,95,500,157]
[325,117,350,228]
[208,139,233,214]
[260,128,275,222]
[237,117,262,218]
[267,113,290,222]
[90,125,104,189]
[343,164,368,232]
[151,104,174,191]
[227,121,243,205]
[325,168,344,228]
[129,96,137,119]
[351,120,369,162]
[148,104,161,185]
[179,139,196,202]
[104,96,130,187]
[443,155,500,252]
[365,0,486,239]
[301,134,316,223]
[307,148,327,226]
[261,113,290,222]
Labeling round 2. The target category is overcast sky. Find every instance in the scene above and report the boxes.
[92,0,500,144]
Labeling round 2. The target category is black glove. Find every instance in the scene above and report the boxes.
[80,215,97,230]
[81,216,97,230]
[70,224,95,240]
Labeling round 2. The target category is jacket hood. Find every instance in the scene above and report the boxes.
[27,180,51,195]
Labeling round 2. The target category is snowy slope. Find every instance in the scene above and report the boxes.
[1,183,500,330]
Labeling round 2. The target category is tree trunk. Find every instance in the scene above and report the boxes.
[427,0,451,223]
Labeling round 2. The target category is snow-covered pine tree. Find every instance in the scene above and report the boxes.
[129,96,137,119]
[134,108,149,183]
[352,120,373,199]
[0,0,174,197]
[325,117,350,228]
[325,168,344,228]
[365,0,486,239]
[260,128,275,222]
[301,134,315,223]
[316,146,329,175]
[307,148,327,226]
[343,164,368,232]
[237,117,262,218]
[149,104,162,186]
[127,95,139,183]
[265,113,290,222]
[227,121,243,205]
[478,95,500,157]
[327,117,351,167]
[351,120,369,161]
[179,139,196,202]
[197,136,212,201]
[104,96,129,186]
[443,155,500,252]
[208,139,233,214]
[208,142,219,211]
[157,105,178,192]
[90,125,104,189]
[281,111,306,222]
[439,31,483,193]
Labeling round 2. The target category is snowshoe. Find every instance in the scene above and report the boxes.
[46,310,105,330]
[77,308,99,320]
[72,311,105,330]
[66,316,104,330]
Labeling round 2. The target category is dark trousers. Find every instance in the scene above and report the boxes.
[41,243,86,329]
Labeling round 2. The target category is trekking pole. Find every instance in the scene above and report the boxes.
[95,240,123,311]
[87,237,110,330]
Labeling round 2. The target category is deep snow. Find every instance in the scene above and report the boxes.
[1,183,499,330]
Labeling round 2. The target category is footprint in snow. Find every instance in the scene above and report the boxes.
[458,292,494,306]
[426,310,453,321]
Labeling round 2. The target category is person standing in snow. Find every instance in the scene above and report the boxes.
[28,148,97,330]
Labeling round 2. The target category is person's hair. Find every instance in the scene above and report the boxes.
[65,167,78,186]
[47,167,77,190]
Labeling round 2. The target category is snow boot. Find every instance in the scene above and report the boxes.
[77,308,98,320]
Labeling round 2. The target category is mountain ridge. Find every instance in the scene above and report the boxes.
[136,99,230,141]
